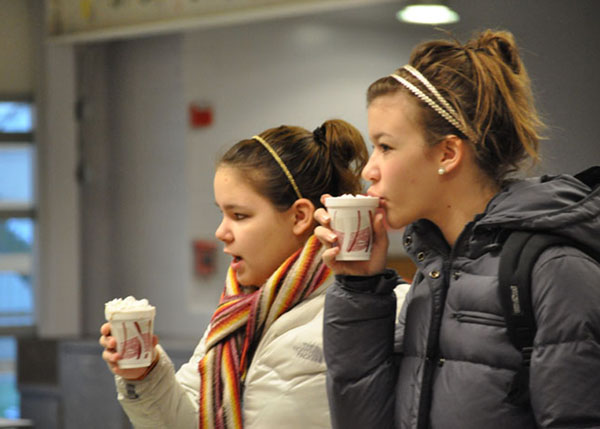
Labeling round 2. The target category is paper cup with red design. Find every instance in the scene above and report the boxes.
[325,195,379,261]
[105,296,156,369]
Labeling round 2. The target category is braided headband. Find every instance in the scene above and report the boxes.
[252,135,303,199]
[390,65,478,142]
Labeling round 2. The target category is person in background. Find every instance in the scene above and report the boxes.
[315,29,600,429]
[100,119,368,428]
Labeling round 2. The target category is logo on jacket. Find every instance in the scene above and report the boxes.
[292,342,323,364]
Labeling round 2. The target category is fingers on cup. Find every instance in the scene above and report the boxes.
[102,348,119,364]
[320,194,332,206]
[322,246,341,265]
[100,322,112,338]
[315,225,339,247]
[314,208,331,226]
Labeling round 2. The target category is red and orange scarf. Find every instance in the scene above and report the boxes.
[198,235,331,429]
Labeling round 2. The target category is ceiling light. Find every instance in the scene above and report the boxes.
[396,1,460,25]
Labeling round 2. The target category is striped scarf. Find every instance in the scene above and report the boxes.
[198,235,331,429]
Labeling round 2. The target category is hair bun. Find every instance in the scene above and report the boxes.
[318,119,368,196]
[472,30,521,74]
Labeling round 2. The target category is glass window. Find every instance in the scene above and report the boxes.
[0,98,35,419]
[0,146,35,207]
[0,337,19,419]
[0,101,34,134]
[0,218,34,328]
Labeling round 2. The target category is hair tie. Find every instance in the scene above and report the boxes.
[312,126,327,146]
[252,135,303,200]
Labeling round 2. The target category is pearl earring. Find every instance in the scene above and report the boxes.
[438,167,446,175]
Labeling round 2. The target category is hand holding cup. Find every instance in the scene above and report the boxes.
[100,296,159,380]
[315,194,389,276]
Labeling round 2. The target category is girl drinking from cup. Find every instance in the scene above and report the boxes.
[315,30,600,429]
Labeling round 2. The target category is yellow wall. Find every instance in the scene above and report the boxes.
[0,0,36,94]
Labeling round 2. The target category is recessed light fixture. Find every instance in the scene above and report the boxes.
[397,1,460,25]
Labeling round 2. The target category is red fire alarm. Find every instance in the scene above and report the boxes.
[189,103,213,128]
[193,239,217,277]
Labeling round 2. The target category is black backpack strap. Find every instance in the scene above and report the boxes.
[574,165,600,189]
[498,231,574,406]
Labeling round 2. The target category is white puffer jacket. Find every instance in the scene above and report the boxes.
[114,281,332,429]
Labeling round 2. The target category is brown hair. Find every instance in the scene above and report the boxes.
[218,119,368,210]
[367,30,545,184]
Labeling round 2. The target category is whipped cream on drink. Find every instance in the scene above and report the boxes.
[105,296,155,320]
[325,194,379,207]
[327,193,377,199]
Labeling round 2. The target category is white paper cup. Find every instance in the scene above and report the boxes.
[106,307,156,369]
[325,195,379,261]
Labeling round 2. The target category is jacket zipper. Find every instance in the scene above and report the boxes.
[416,258,451,429]
[416,222,474,429]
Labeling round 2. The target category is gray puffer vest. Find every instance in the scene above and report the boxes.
[324,170,600,429]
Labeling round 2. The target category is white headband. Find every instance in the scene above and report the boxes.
[390,65,478,142]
